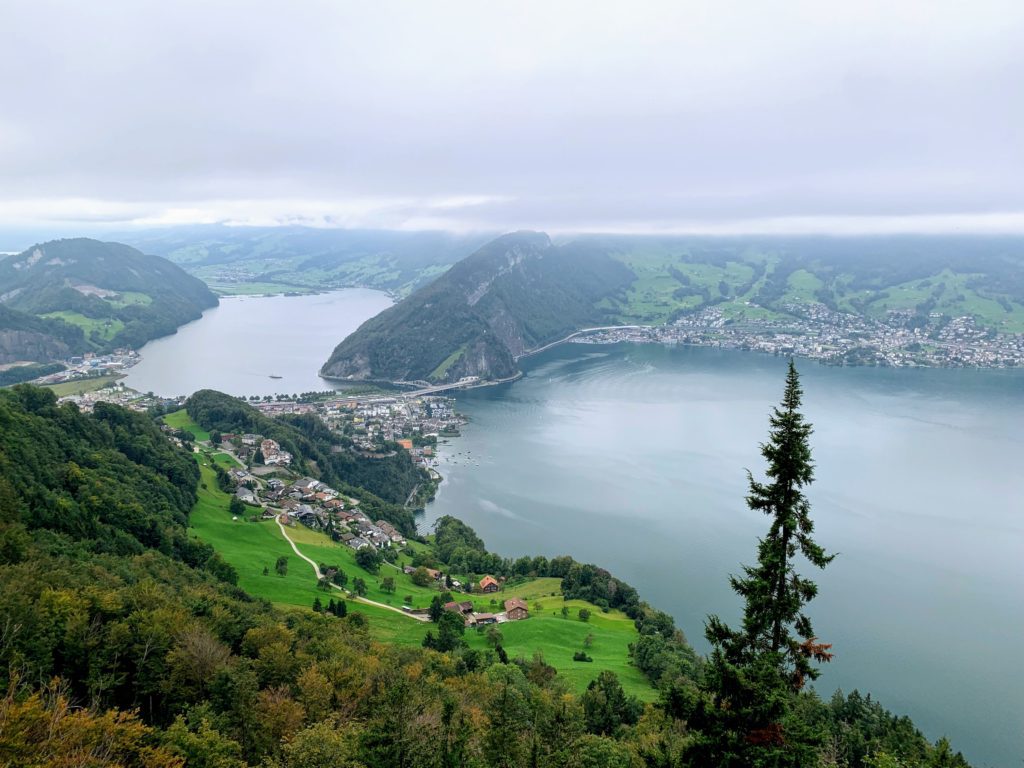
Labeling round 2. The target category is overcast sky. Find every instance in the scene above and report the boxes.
[1,0,1022,235]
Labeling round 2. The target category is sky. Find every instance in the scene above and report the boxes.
[0,0,1022,236]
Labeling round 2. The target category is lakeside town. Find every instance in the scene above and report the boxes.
[575,304,1024,368]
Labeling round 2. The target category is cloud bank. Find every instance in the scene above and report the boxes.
[1,1,1022,234]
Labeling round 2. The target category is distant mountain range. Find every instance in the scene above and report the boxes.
[321,232,1024,384]
[0,238,217,365]
[115,225,493,297]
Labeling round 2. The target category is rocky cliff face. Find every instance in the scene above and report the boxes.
[320,232,634,384]
[0,330,73,364]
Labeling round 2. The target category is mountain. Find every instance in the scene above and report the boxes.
[115,225,493,297]
[0,304,88,365]
[0,237,218,359]
[320,231,635,384]
[321,233,1024,384]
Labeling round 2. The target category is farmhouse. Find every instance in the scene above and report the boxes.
[479,575,499,593]
[503,598,529,621]
[444,600,474,615]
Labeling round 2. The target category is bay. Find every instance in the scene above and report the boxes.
[123,289,392,397]
[422,343,1024,767]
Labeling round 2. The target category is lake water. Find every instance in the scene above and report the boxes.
[422,344,1024,767]
[128,292,1022,765]
[123,289,393,397]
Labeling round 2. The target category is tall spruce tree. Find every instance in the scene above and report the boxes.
[690,360,835,765]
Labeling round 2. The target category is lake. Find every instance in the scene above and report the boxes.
[128,292,1022,765]
[422,343,1023,767]
[123,289,393,397]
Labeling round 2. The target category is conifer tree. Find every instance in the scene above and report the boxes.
[691,360,835,765]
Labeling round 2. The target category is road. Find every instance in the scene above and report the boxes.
[273,513,429,622]
[514,325,646,360]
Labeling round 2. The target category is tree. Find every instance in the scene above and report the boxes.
[428,595,445,622]
[275,556,288,576]
[691,361,834,766]
[422,610,466,653]
[228,496,245,516]
[331,568,348,588]
[381,576,395,594]
[355,546,382,574]
[352,577,367,596]
[561,605,570,619]
[312,596,323,613]
[485,625,503,648]
[581,670,643,736]
[252,448,264,465]
[578,608,591,622]
[411,566,432,587]
[210,430,222,446]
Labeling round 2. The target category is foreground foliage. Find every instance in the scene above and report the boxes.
[0,384,971,767]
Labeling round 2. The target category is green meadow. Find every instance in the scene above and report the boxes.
[41,311,124,341]
[44,374,123,397]
[175,412,655,698]
[164,409,211,442]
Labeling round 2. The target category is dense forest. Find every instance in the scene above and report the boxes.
[185,389,424,534]
[0,238,217,356]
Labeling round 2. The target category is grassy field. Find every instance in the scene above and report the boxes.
[45,374,123,397]
[190,459,325,606]
[164,409,211,442]
[277,525,656,697]
[211,452,242,469]
[465,600,656,700]
[107,291,152,308]
[206,281,319,297]
[430,345,467,381]
[41,311,124,341]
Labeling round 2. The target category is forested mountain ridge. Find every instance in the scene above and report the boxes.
[0,237,217,358]
[320,231,634,384]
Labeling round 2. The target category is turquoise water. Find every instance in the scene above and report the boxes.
[423,343,1024,767]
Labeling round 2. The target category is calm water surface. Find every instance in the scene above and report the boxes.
[123,289,392,396]
[422,344,1024,767]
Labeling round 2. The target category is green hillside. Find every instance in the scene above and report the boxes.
[595,235,1024,331]
[320,233,1024,386]
[0,237,218,357]
[321,232,634,384]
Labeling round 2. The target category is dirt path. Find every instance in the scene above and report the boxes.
[274,514,429,622]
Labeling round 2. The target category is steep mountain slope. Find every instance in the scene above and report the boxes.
[0,237,218,355]
[0,304,88,364]
[320,232,635,383]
